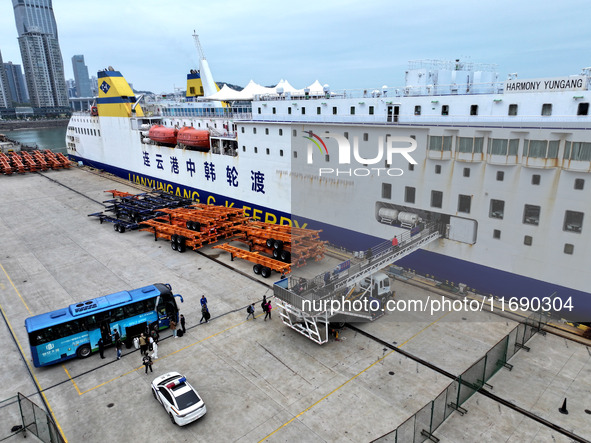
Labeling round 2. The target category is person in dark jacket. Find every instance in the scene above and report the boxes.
[98,338,105,358]
[142,354,153,374]
[200,304,210,323]
[180,314,186,333]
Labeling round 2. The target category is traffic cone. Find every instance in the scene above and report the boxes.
[558,398,568,415]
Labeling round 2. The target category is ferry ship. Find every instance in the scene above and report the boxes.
[66,35,591,321]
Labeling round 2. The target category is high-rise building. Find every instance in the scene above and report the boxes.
[71,55,93,98]
[0,50,12,108]
[4,61,29,104]
[12,0,69,110]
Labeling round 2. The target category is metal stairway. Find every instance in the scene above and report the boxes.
[274,222,443,344]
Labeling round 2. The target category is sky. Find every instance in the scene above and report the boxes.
[0,0,590,94]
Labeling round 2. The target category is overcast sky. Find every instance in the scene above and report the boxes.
[0,0,589,94]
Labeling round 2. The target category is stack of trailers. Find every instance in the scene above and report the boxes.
[0,149,70,175]
[88,190,193,233]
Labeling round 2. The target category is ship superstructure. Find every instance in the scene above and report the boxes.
[66,44,591,320]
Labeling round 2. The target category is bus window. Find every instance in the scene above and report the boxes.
[111,307,125,322]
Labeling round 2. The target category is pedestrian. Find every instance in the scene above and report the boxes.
[151,337,159,359]
[98,338,105,359]
[112,329,120,342]
[264,301,272,321]
[180,314,186,333]
[151,326,159,344]
[170,318,178,338]
[115,338,122,360]
[261,295,267,313]
[246,303,255,320]
[142,354,153,374]
[200,304,209,323]
[139,333,148,355]
[200,295,207,307]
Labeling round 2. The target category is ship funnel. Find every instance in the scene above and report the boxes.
[96,69,144,118]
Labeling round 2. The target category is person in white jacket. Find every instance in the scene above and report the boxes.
[150,336,158,359]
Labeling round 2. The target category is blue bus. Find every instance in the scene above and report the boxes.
[25,283,183,367]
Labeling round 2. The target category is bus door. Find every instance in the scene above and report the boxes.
[100,319,112,344]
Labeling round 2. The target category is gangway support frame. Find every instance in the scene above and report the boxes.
[275,299,329,345]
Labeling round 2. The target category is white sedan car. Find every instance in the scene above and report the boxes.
[151,371,207,426]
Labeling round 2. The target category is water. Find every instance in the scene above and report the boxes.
[2,126,67,154]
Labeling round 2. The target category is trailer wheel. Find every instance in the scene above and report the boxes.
[272,249,280,259]
[119,225,126,234]
[114,224,120,232]
[176,235,185,245]
[171,241,177,251]
[171,234,178,243]
[186,221,192,230]
[280,250,291,262]
[273,240,283,250]
[261,267,271,278]
[266,238,274,248]
[178,243,186,253]
[253,264,262,275]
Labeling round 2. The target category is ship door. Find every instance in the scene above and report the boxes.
[387,106,400,123]
[387,106,393,123]
[393,106,400,123]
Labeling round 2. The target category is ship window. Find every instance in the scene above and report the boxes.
[363,133,368,141]
[564,210,583,233]
[408,163,414,171]
[325,154,330,162]
[257,107,261,114]
[496,171,504,181]
[292,130,297,137]
[541,103,552,116]
[524,235,533,246]
[242,146,246,152]
[404,187,416,204]
[463,168,470,177]
[493,229,501,239]
[435,164,441,174]
[509,139,519,156]
[523,205,540,225]
[470,105,478,116]
[441,105,449,116]
[333,107,337,115]
[577,102,589,116]
[490,199,504,219]
[279,129,283,136]
[414,105,421,116]
[382,183,392,199]
[431,191,443,208]
[288,108,292,115]
[241,127,244,133]
[564,243,574,255]
[253,128,257,134]
[508,104,518,116]
[564,142,591,161]
[254,147,258,153]
[272,107,276,114]
[280,150,284,157]
[344,132,348,140]
[458,194,471,213]
[369,106,374,115]
[524,139,558,159]
[265,128,269,135]
[574,178,584,190]
[266,148,270,155]
[315,106,320,115]
[350,106,355,115]
[457,137,484,154]
[293,151,297,158]
[531,174,540,185]
[301,107,305,115]
[429,135,452,151]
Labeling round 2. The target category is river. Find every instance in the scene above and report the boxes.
[2,127,67,154]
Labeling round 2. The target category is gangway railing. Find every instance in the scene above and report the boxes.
[274,222,444,343]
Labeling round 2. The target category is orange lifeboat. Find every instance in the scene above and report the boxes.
[148,125,178,145]
[177,127,210,150]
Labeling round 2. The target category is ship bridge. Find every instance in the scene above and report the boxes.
[274,221,443,344]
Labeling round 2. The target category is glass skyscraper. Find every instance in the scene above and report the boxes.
[72,55,93,98]
[12,0,69,110]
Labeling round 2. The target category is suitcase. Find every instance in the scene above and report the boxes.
[177,329,184,337]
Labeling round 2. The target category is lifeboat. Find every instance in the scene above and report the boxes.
[177,127,210,150]
[148,125,178,145]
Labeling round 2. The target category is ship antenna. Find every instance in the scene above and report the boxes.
[193,31,206,60]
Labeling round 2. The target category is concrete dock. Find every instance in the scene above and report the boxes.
[0,167,589,442]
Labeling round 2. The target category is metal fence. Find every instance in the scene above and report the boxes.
[0,394,65,443]
[372,310,549,442]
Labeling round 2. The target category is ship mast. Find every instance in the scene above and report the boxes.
[191,31,220,102]
[193,31,206,60]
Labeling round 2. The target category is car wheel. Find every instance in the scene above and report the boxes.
[169,412,176,425]
[77,344,91,358]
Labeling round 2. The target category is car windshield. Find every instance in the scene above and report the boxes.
[175,390,200,410]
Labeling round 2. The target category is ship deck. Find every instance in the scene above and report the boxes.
[0,167,589,443]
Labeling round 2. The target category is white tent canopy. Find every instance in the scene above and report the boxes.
[203,79,327,101]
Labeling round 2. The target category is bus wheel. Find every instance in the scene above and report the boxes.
[77,344,91,358]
